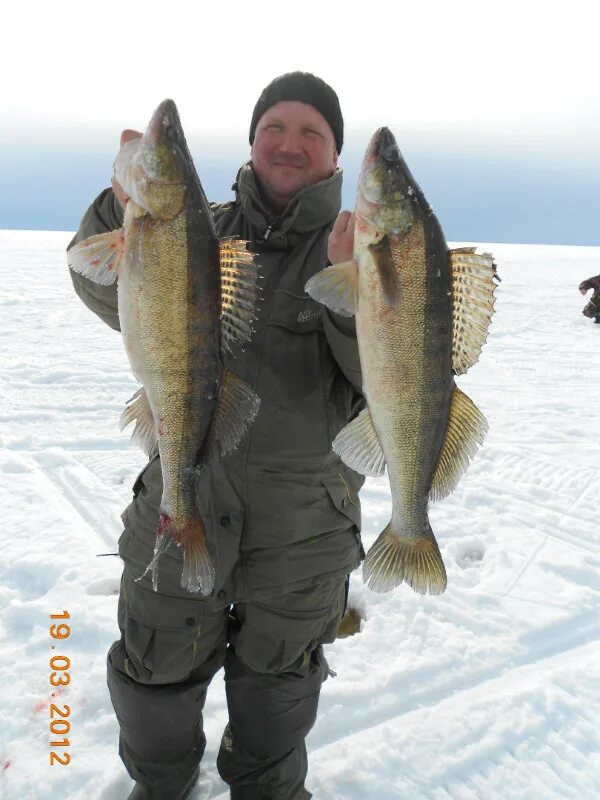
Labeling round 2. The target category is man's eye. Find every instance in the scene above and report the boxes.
[267,124,283,132]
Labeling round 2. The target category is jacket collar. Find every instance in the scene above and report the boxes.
[233,163,342,249]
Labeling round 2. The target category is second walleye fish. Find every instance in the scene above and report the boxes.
[306,128,495,595]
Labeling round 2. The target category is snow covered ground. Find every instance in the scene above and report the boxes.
[1,229,599,800]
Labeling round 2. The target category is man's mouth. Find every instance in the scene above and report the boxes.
[272,162,305,170]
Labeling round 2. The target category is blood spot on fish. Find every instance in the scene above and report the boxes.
[157,513,172,534]
[1,760,11,771]
[106,263,114,271]
[91,259,101,267]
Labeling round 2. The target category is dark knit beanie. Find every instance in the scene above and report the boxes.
[249,72,344,154]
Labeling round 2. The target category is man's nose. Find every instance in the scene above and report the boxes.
[277,129,303,153]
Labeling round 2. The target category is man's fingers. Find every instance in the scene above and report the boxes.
[333,210,352,235]
[120,129,143,148]
[111,176,130,210]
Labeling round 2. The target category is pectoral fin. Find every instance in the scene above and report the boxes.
[369,235,399,309]
[430,384,488,502]
[219,238,261,356]
[67,229,125,285]
[206,367,261,462]
[305,260,359,317]
[450,248,496,375]
[333,407,386,477]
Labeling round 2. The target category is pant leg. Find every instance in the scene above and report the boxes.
[108,525,229,800]
[217,577,347,800]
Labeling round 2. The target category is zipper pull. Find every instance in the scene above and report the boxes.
[263,224,273,241]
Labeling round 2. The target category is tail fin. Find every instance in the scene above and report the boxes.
[363,523,447,595]
[138,514,215,595]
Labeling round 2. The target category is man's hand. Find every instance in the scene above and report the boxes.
[111,129,143,210]
[328,210,355,265]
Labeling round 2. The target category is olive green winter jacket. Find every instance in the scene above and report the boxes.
[68,164,365,606]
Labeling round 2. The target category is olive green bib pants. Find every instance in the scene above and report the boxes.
[107,506,347,800]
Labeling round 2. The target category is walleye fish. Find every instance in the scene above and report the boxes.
[68,99,261,595]
[306,128,495,595]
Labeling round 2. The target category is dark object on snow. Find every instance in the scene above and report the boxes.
[579,274,600,322]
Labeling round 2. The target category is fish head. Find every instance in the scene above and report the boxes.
[114,99,188,219]
[355,127,429,249]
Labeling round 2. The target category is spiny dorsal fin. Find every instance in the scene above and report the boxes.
[430,384,488,502]
[119,387,158,456]
[67,229,125,286]
[206,367,260,462]
[333,407,386,477]
[219,239,260,356]
[450,248,496,375]
[305,260,358,317]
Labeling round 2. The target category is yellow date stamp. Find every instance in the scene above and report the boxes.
[49,611,71,766]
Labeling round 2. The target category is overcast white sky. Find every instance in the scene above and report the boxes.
[3,0,599,167]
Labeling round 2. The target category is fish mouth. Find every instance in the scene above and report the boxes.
[362,127,401,172]
[356,127,420,237]
[357,127,401,214]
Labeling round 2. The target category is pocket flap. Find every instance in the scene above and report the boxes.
[125,579,214,630]
[321,474,361,528]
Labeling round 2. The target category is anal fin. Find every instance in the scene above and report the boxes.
[67,229,125,285]
[430,384,488,502]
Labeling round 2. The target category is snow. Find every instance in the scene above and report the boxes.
[1,229,600,799]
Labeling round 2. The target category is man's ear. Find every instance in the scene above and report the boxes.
[332,148,339,170]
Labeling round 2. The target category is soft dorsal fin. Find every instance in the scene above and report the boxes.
[205,367,261,463]
[450,248,496,375]
[219,239,261,356]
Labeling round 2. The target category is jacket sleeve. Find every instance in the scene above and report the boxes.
[321,307,363,394]
[67,188,124,332]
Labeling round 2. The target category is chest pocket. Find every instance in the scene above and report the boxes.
[267,290,324,333]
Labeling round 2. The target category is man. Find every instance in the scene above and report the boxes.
[579,274,600,323]
[68,72,365,800]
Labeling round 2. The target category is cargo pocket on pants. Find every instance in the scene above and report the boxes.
[233,578,347,675]
[120,577,228,685]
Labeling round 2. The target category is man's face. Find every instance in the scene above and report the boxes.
[250,100,338,212]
